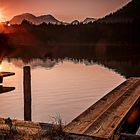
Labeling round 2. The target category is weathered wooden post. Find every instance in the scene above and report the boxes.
[0,77,3,83]
[24,66,32,121]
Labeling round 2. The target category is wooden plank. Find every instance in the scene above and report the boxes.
[0,86,15,94]
[0,72,15,83]
[120,133,140,140]
[0,118,53,135]
[0,117,101,140]
[64,78,140,139]
[0,72,15,78]
[0,77,3,83]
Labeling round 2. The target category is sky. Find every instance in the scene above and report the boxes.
[0,0,130,22]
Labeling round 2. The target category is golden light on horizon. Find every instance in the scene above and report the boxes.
[0,65,3,70]
[0,9,4,22]
[0,7,7,23]
[0,62,14,72]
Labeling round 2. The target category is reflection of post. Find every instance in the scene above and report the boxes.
[24,66,32,121]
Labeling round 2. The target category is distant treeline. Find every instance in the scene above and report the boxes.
[0,33,14,59]
[0,19,140,60]
[1,20,140,78]
[18,19,140,44]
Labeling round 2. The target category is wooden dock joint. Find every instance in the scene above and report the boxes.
[0,72,15,93]
[0,72,15,84]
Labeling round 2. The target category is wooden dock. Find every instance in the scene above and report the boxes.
[64,78,140,139]
[0,72,15,83]
[0,86,15,94]
[0,72,15,93]
[0,118,52,134]
[0,77,140,139]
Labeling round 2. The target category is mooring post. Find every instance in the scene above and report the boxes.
[24,66,32,121]
[0,77,3,83]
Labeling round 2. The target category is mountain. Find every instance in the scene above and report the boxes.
[98,0,140,23]
[71,18,96,25]
[9,13,61,25]
[71,20,80,25]
[82,18,96,24]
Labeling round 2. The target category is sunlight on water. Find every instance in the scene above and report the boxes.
[0,59,125,124]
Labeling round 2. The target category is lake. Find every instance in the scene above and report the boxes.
[0,58,125,124]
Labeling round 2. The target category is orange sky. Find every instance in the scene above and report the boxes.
[0,0,130,22]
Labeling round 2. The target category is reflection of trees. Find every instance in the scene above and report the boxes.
[67,58,140,78]
[100,60,140,79]
[11,58,58,69]
[7,54,140,79]
[1,31,140,78]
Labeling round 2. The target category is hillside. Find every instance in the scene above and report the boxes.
[1,0,139,60]
[98,0,140,23]
[9,13,61,25]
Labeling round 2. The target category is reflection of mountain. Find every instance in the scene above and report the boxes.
[12,59,58,69]
[7,54,140,78]
[2,41,140,78]
[10,13,61,25]
[69,58,140,78]
[1,0,140,78]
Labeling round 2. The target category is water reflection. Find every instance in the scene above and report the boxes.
[0,58,125,123]
[10,58,95,69]
[11,58,58,69]
[0,43,140,78]
[5,58,140,78]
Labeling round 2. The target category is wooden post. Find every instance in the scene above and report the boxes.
[24,66,32,121]
[0,77,3,83]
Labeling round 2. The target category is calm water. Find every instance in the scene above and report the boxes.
[0,58,125,124]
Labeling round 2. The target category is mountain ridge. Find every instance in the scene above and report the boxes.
[10,13,61,25]
[9,0,140,25]
[10,13,97,25]
[83,18,96,24]
[98,0,140,23]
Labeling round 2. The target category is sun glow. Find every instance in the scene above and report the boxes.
[0,14,3,22]
[0,62,14,71]
[0,14,2,22]
[0,9,4,22]
[0,65,3,70]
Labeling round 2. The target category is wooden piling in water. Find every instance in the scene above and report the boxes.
[0,77,3,84]
[23,66,32,121]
